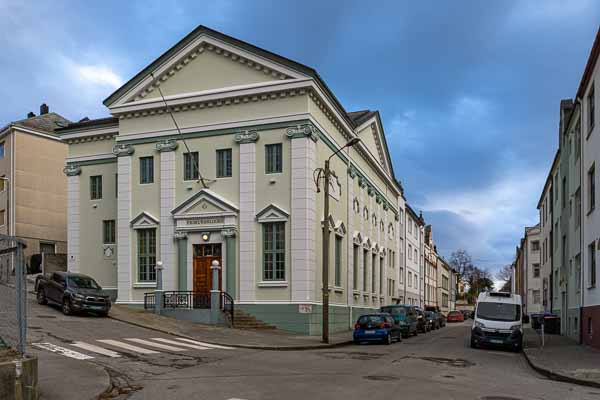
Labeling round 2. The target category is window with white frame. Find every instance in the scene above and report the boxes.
[137,228,156,282]
[408,244,412,259]
[216,149,232,178]
[408,271,412,288]
[103,220,115,244]
[263,222,285,281]
[265,143,282,174]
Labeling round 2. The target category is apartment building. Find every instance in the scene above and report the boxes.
[0,105,70,265]
[581,28,600,349]
[424,224,438,308]
[437,256,451,313]
[517,225,542,317]
[404,205,423,307]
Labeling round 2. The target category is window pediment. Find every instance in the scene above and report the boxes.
[256,203,289,223]
[131,212,160,229]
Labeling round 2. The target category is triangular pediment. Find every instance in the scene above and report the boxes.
[105,28,309,107]
[131,211,160,229]
[172,189,238,218]
[256,203,289,223]
[353,112,394,176]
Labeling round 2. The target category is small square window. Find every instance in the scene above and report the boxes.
[216,149,232,178]
[265,144,282,174]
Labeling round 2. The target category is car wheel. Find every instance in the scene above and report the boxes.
[514,341,522,352]
[385,333,392,345]
[98,311,109,318]
[470,337,477,349]
[37,289,47,305]
[62,298,73,315]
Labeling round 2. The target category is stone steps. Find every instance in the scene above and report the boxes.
[231,310,277,330]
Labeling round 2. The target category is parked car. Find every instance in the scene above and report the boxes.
[415,308,431,333]
[447,310,465,322]
[471,291,523,352]
[461,310,473,319]
[425,311,440,330]
[437,312,447,327]
[353,313,402,345]
[36,272,111,316]
[380,305,418,338]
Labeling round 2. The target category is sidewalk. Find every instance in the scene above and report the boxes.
[523,327,600,388]
[109,305,353,350]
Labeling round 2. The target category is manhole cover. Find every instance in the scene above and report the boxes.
[363,375,398,381]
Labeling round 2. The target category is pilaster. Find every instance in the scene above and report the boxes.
[158,142,177,291]
[347,168,354,305]
[289,124,317,302]
[65,165,81,273]
[116,147,133,303]
[222,228,237,297]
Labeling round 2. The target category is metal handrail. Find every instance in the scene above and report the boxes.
[221,291,234,326]
[144,292,156,310]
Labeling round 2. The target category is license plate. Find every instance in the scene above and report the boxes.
[490,339,503,344]
[90,306,104,310]
[365,330,375,334]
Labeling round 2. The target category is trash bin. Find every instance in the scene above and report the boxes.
[543,315,560,334]
[531,313,542,329]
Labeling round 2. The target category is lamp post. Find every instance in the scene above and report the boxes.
[318,137,361,343]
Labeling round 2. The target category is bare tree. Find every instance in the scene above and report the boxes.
[449,249,474,283]
[496,264,512,283]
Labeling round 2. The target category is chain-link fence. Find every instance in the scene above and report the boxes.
[0,236,28,354]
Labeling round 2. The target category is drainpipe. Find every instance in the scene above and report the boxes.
[577,98,584,345]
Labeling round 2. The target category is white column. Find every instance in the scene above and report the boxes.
[117,152,133,303]
[359,181,365,295]
[66,166,81,273]
[237,132,258,302]
[289,126,317,302]
[159,144,177,291]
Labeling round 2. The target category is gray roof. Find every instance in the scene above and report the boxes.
[3,113,71,136]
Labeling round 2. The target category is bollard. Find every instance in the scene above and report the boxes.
[210,260,221,324]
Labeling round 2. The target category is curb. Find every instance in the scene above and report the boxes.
[522,347,600,389]
[108,314,353,351]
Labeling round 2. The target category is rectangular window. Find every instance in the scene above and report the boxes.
[414,274,418,289]
[576,188,582,228]
[90,175,102,200]
[184,152,199,181]
[103,220,116,244]
[589,83,595,131]
[371,254,376,293]
[533,264,540,278]
[531,241,540,251]
[263,222,285,281]
[353,245,359,289]
[0,209,5,226]
[589,164,595,213]
[589,242,596,288]
[576,253,581,292]
[334,236,342,287]
[408,244,412,259]
[408,271,412,288]
[414,249,418,262]
[562,177,567,209]
[379,257,384,295]
[40,242,55,255]
[0,142,4,159]
[363,249,368,291]
[265,143,282,174]
[400,267,404,284]
[408,220,412,234]
[216,149,232,178]
[533,290,541,304]
[138,228,156,282]
[139,156,154,184]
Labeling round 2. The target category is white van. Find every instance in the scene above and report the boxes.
[470,291,523,351]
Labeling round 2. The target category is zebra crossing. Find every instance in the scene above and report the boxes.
[33,336,234,360]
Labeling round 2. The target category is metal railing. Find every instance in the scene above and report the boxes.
[164,291,211,309]
[143,292,156,310]
[221,291,234,326]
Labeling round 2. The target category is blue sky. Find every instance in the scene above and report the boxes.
[1,1,599,277]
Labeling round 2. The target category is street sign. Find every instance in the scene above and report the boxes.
[298,304,313,314]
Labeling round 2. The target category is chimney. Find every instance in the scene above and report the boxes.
[40,103,49,115]
[27,112,35,118]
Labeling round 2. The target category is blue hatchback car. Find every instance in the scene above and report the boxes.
[353,313,402,345]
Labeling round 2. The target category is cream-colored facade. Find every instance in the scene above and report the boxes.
[61,26,405,334]
[0,109,69,264]
[423,225,438,308]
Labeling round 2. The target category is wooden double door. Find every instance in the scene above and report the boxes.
[193,243,222,295]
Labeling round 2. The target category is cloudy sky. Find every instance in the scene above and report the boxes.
[1,1,599,278]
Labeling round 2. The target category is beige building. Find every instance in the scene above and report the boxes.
[423,225,438,308]
[437,256,451,313]
[0,105,69,266]
[60,26,405,334]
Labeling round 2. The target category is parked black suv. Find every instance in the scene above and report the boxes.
[36,272,111,316]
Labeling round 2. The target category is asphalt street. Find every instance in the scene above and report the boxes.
[22,295,600,400]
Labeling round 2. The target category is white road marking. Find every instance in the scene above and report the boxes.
[174,337,234,350]
[151,338,211,350]
[125,338,186,351]
[97,339,160,354]
[71,341,121,358]
[33,342,94,360]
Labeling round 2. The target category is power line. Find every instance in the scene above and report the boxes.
[150,72,209,189]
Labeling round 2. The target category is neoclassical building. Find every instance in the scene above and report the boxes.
[60,26,404,334]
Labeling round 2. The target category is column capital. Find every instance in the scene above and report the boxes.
[173,231,188,240]
[286,123,319,142]
[113,143,135,157]
[221,228,237,238]
[63,164,81,176]
[234,130,259,144]
[155,139,178,152]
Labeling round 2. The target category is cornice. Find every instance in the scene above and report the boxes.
[65,133,117,145]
